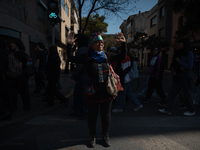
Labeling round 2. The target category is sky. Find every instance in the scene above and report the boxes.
[105,0,158,34]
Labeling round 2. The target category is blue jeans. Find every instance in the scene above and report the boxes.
[117,82,141,109]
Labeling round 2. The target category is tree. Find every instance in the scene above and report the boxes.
[81,14,108,37]
[72,0,139,34]
[104,35,121,52]
[173,0,200,37]
[130,32,148,49]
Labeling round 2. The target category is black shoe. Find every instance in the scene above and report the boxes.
[89,136,96,148]
[102,135,111,147]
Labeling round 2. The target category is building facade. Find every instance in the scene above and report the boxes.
[0,0,79,70]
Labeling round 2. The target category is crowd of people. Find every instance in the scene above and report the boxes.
[0,32,199,148]
[0,38,68,121]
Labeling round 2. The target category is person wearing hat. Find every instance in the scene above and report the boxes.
[159,38,195,116]
[67,32,126,148]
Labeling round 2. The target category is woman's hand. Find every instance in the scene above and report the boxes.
[116,32,126,43]
[67,32,77,44]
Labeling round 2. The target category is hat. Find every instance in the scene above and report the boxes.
[89,32,104,46]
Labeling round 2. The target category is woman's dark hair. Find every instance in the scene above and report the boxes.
[178,38,192,56]
[74,33,89,48]
[36,42,45,49]
[11,39,26,51]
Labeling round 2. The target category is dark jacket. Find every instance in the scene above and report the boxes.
[46,56,61,82]
[69,42,127,102]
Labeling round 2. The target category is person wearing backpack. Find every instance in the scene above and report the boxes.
[112,46,143,113]
[10,39,31,111]
[0,38,13,120]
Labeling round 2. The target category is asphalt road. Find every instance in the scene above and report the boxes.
[0,68,200,150]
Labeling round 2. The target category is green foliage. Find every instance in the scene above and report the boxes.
[173,0,200,37]
[104,36,121,52]
[81,14,108,37]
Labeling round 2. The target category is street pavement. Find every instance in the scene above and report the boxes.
[0,67,200,150]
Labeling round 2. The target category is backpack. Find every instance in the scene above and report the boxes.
[128,61,139,80]
[23,53,35,77]
[6,53,23,78]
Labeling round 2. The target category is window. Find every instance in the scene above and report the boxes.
[159,28,164,38]
[178,16,183,29]
[38,4,45,22]
[61,0,65,10]
[65,4,69,16]
[127,22,131,29]
[151,16,157,27]
[160,6,165,18]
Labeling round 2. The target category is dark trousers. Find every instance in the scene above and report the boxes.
[0,79,12,113]
[12,75,31,111]
[64,59,70,73]
[145,77,166,101]
[73,73,87,116]
[46,80,57,106]
[166,70,194,112]
[35,71,46,91]
[87,100,113,137]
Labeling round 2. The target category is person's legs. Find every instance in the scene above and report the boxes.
[126,82,141,106]
[87,101,99,137]
[100,100,112,147]
[116,83,127,109]
[181,71,195,112]
[194,84,200,103]
[155,78,166,101]
[144,77,156,101]
[166,79,182,112]
[100,100,113,136]
[11,78,22,111]
[20,77,31,110]
[46,80,57,106]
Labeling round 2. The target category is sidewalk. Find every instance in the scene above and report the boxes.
[0,72,74,128]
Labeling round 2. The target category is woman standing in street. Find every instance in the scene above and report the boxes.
[67,32,126,148]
